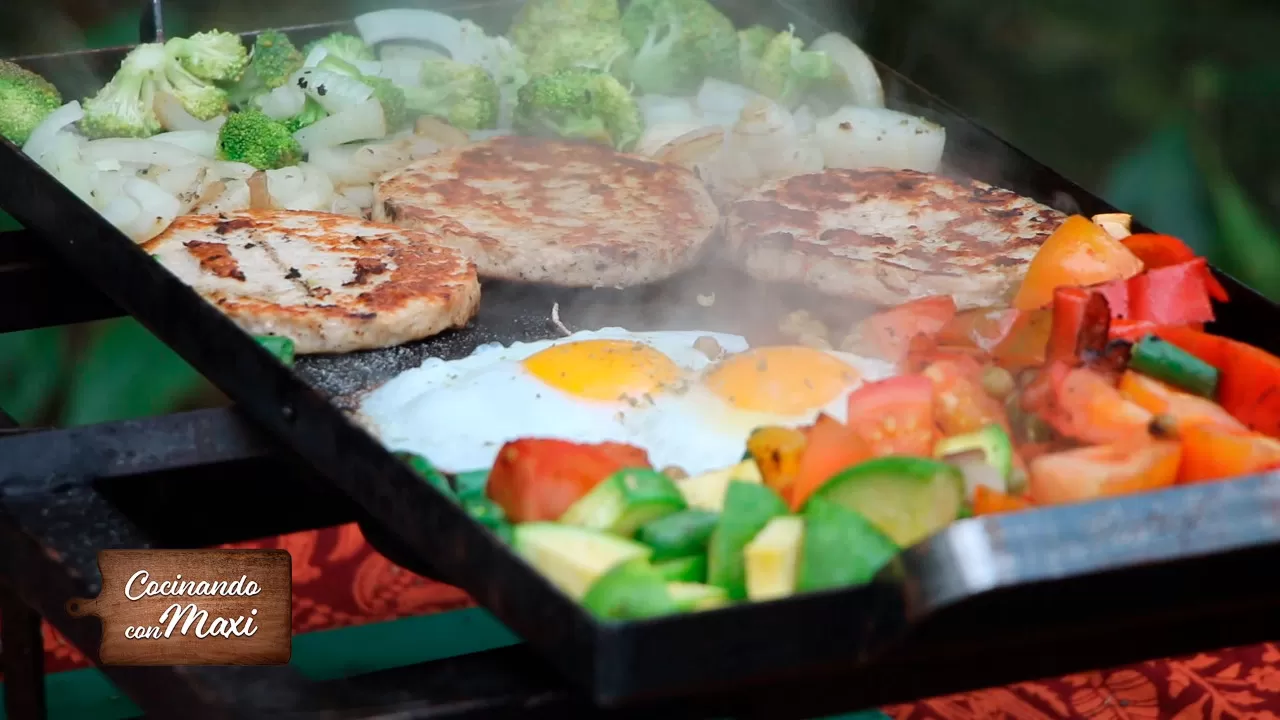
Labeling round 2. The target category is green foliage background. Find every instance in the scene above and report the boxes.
[1,0,1277,427]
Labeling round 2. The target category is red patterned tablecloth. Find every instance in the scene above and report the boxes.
[11,524,1280,719]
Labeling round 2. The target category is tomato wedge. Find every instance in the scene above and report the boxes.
[1029,441,1182,505]
[922,359,1010,436]
[938,307,1020,352]
[844,375,937,457]
[1117,370,1245,433]
[789,414,872,510]
[1045,367,1153,445]
[858,295,958,363]
[1178,426,1280,484]
[972,486,1032,516]
[991,309,1052,371]
[486,439,651,523]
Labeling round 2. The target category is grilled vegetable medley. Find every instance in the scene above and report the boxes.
[397,212,1280,620]
[4,2,940,243]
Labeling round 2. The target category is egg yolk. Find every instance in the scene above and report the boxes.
[522,339,685,401]
[704,346,860,415]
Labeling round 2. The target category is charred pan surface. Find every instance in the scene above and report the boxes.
[143,210,480,354]
[373,136,720,287]
[723,168,1067,309]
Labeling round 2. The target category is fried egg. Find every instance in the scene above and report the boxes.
[360,328,897,476]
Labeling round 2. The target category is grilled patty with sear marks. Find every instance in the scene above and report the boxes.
[373,136,720,287]
[143,210,480,355]
[723,169,1067,309]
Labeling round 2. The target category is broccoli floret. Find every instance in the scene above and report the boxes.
[619,0,737,95]
[737,25,775,82]
[217,108,302,170]
[525,25,633,80]
[282,97,326,134]
[509,0,622,55]
[743,29,832,108]
[363,75,408,130]
[302,32,375,65]
[166,30,249,82]
[513,67,641,150]
[228,30,304,108]
[0,59,63,145]
[81,42,229,136]
[404,57,500,131]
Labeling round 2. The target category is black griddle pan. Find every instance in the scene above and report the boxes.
[7,1,1280,710]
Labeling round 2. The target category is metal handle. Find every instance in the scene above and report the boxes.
[138,0,165,43]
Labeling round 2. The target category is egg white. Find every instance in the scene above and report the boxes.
[359,328,749,473]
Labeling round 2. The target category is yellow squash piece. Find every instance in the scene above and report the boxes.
[678,460,763,512]
[743,515,804,602]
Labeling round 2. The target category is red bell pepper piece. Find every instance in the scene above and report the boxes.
[1127,259,1216,326]
[1122,233,1229,302]
[1089,258,1217,331]
[1152,327,1280,438]
[1046,287,1112,364]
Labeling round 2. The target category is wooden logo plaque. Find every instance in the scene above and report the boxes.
[67,549,291,666]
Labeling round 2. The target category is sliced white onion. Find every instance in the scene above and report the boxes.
[121,177,181,243]
[292,68,375,115]
[93,169,128,208]
[638,95,700,128]
[83,138,203,167]
[195,179,250,214]
[23,101,83,162]
[42,133,98,207]
[810,33,884,109]
[815,105,946,173]
[308,145,377,185]
[329,194,365,217]
[403,135,442,159]
[696,79,758,126]
[637,122,713,157]
[256,85,307,120]
[303,45,330,68]
[212,161,258,180]
[265,166,307,206]
[152,130,218,158]
[793,105,817,135]
[154,91,225,132]
[94,158,122,172]
[100,194,142,233]
[154,163,208,203]
[339,184,375,209]
[378,43,447,63]
[294,100,387,152]
[280,163,336,211]
[351,142,411,172]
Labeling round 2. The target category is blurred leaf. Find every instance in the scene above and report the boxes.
[1103,121,1218,253]
[0,211,19,232]
[1202,152,1280,300]
[59,318,210,427]
[0,327,69,424]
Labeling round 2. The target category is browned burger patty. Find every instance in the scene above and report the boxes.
[723,169,1067,309]
[373,136,720,287]
[143,210,480,354]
